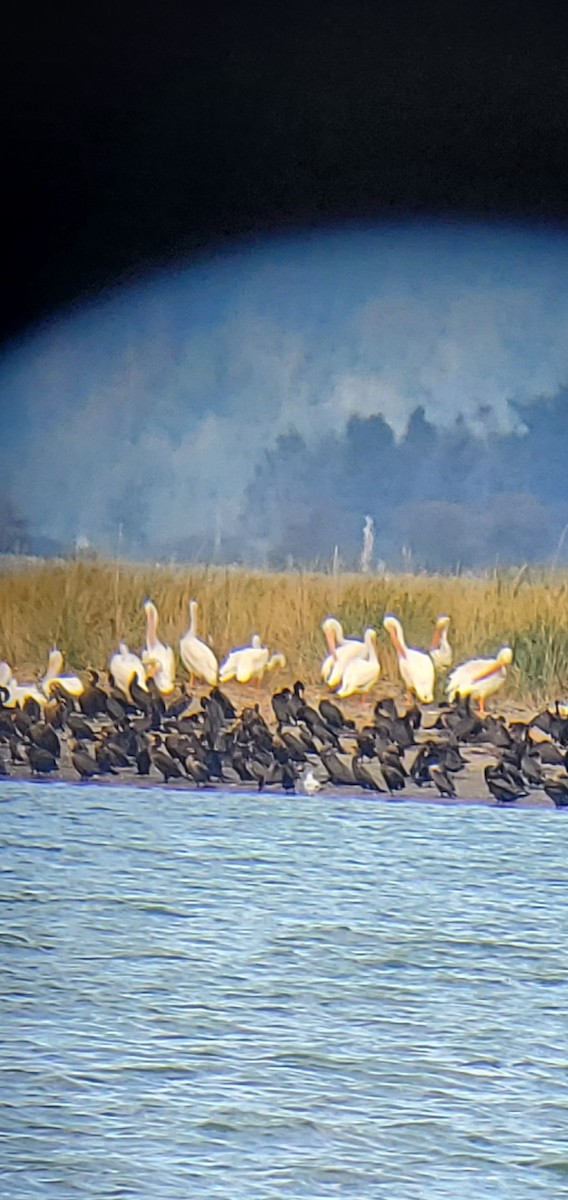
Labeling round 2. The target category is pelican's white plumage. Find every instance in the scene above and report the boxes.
[383,615,435,704]
[446,646,513,714]
[335,628,381,698]
[219,635,263,683]
[141,600,176,695]
[0,661,46,708]
[41,647,85,698]
[109,642,148,698]
[179,599,219,687]
[430,615,452,672]
[321,617,367,689]
[236,648,286,684]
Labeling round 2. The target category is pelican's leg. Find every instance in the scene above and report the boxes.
[478,697,486,718]
[406,689,413,709]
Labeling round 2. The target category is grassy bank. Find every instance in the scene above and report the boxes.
[0,559,567,703]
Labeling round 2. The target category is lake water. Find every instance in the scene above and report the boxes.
[1,781,568,1199]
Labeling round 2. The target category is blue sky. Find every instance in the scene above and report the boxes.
[2,219,568,549]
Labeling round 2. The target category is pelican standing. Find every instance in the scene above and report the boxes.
[336,628,381,698]
[321,617,367,689]
[383,615,435,704]
[141,600,176,695]
[430,615,452,672]
[41,647,85,698]
[109,642,148,699]
[179,599,219,687]
[447,646,513,716]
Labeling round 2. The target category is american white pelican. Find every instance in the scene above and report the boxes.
[41,647,85,698]
[383,615,435,704]
[336,628,381,698]
[0,661,46,709]
[141,600,176,695]
[237,648,286,685]
[321,617,367,689]
[446,646,513,716]
[430,615,452,672]
[109,642,148,699]
[179,599,219,687]
[219,635,262,683]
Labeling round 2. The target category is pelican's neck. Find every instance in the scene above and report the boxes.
[45,648,63,679]
[386,618,407,657]
[431,617,450,651]
[145,601,158,649]
[188,600,198,638]
[323,617,343,658]
[364,628,378,661]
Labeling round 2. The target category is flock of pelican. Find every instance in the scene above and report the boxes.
[323,612,512,715]
[0,598,513,716]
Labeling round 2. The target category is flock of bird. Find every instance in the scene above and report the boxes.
[0,600,513,712]
[0,595,566,808]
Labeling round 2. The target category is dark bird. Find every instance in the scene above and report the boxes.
[27,745,58,776]
[429,763,457,798]
[71,746,100,779]
[79,670,108,718]
[184,757,210,786]
[543,778,568,809]
[135,738,151,776]
[352,755,384,792]
[484,764,527,804]
[380,762,406,793]
[536,741,564,767]
[321,751,356,787]
[151,745,183,782]
[67,713,97,741]
[209,687,236,721]
[29,722,60,758]
[129,675,152,714]
[319,698,354,731]
[22,696,42,723]
[272,687,293,727]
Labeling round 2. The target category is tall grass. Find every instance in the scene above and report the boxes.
[0,558,567,703]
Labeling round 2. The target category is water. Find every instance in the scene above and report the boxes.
[1,782,568,1199]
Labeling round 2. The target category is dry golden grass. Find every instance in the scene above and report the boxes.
[0,558,568,703]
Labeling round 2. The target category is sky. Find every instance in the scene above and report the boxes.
[2,219,568,562]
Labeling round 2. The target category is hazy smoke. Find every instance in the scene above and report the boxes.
[1,222,568,566]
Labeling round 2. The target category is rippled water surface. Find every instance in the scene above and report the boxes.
[1,782,568,1199]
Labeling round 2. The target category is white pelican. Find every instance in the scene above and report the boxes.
[141,600,176,695]
[0,661,46,709]
[237,648,286,685]
[430,615,452,672]
[219,635,262,683]
[41,647,85,698]
[336,628,381,698]
[321,617,367,689]
[109,641,148,699]
[383,615,435,704]
[179,599,219,687]
[446,646,513,716]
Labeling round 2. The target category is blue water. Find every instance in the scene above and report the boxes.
[1,782,568,1199]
